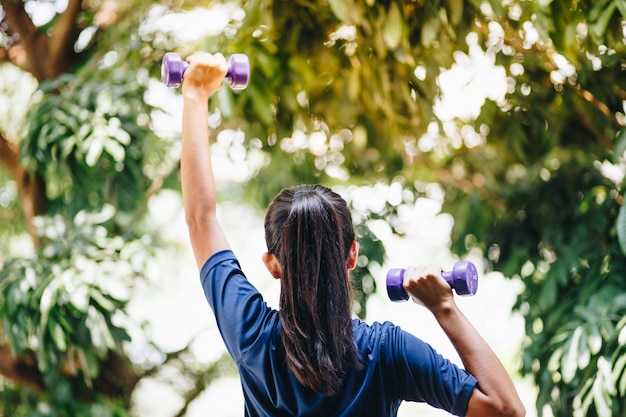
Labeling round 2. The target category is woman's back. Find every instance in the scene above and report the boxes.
[201,250,476,417]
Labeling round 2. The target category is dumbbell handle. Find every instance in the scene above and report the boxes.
[386,261,478,302]
[161,52,250,89]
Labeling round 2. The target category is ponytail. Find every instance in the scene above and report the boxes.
[264,185,359,396]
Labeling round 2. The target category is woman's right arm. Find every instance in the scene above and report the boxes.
[402,265,526,417]
[180,53,231,269]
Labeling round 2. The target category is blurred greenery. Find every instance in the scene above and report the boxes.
[1,0,626,415]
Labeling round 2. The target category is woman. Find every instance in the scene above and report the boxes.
[180,52,526,417]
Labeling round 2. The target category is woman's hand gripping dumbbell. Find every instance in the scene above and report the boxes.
[386,261,478,302]
[161,52,250,89]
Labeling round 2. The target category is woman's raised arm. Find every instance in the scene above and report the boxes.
[403,265,526,417]
[180,53,231,269]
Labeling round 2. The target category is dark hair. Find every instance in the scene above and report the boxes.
[264,184,360,396]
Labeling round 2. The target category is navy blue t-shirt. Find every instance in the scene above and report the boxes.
[200,250,477,416]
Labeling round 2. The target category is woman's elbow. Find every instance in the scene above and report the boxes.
[489,399,526,417]
[467,390,526,417]
[501,401,526,417]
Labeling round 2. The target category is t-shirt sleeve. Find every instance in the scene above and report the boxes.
[199,250,273,362]
[385,325,477,416]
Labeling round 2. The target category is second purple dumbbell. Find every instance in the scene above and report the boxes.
[386,261,478,302]
[161,52,250,89]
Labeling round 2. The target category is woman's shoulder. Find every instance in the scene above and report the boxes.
[352,319,403,346]
[201,249,239,271]
[352,319,431,356]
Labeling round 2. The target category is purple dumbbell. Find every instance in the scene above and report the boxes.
[161,52,250,89]
[386,261,478,302]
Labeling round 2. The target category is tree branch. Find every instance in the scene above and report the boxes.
[0,342,140,403]
[0,133,45,247]
[48,0,82,75]
[0,132,20,179]
[0,0,46,80]
[496,19,618,148]
[95,352,140,404]
[173,352,236,417]
[0,344,44,393]
[572,107,613,150]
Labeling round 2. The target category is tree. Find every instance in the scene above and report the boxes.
[0,0,239,415]
[1,0,626,416]
[441,2,626,415]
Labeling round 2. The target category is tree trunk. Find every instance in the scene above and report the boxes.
[0,134,46,248]
[0,0,141,401]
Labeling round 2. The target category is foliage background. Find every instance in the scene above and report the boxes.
[1,0,626,416]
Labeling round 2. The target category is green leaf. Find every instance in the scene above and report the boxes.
[85,137,104,167]
[616,0,626,17]
[612,129,626,162]
[103,138,126,162]
[328,0,350,22]
[90,289,116,312]
[577,328,591,369]
[107,117,131,146]
[600,319,617,340]
[619,316,626,344]
[383,2,403,49]
[40,278,60,328]
[576,377,594,415]
[485,0,504,16]
[69,283,90,311]
[617,202,626,255]
[48,320,67,352]
[547,345,563,372]
[562,326,582,383]
[613,349,626,396]
[53,107,78,132]
[86,305,116,355]
[250,85,274,126]
[589,0,614,21]
[421,17,440,48]
[6,283,24,317]
[590,1,617,40]
[592,357,614,417]
[445,0,464,26]
[588,324,603,355]
[77,348,100,383]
